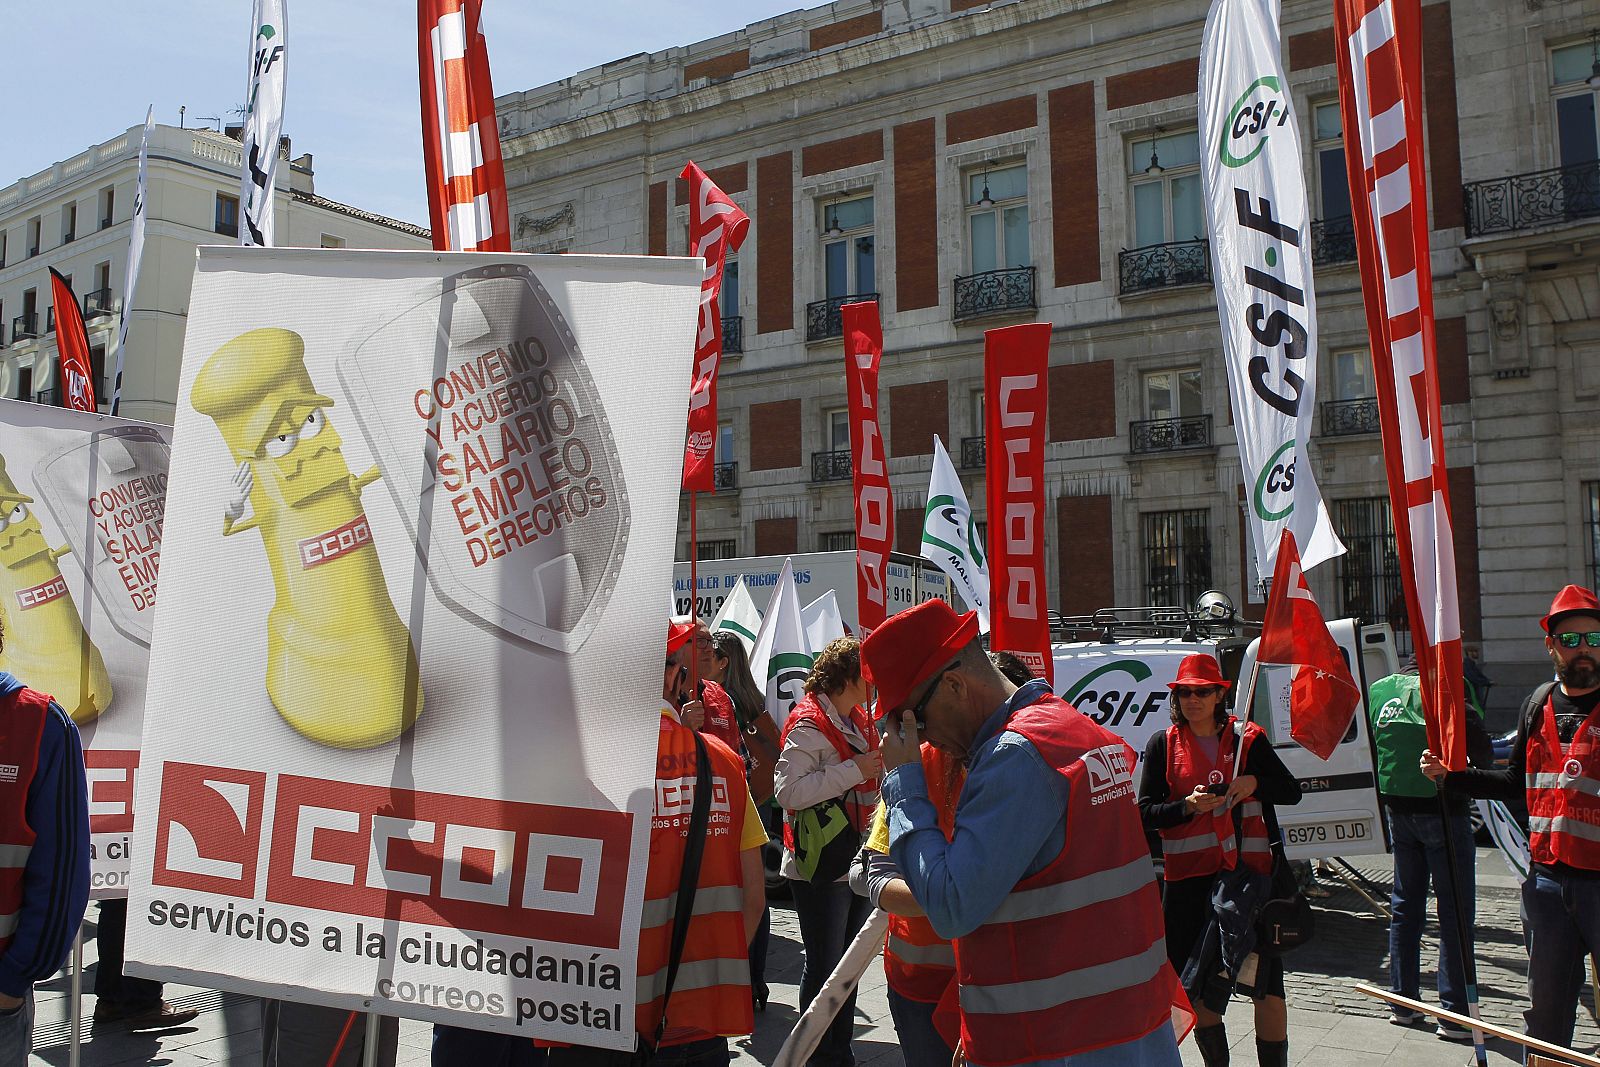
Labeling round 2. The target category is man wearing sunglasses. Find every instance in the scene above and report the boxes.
[1423,584,1600,1054]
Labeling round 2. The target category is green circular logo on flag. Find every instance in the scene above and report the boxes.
[1253,439,1297,521]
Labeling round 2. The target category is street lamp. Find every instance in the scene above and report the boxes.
[977,162,994,209]
[1145,130,1165,176]
[824,207,843,238]
[1587,28,1600,91]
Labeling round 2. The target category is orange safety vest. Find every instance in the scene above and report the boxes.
[883,745,962,1005]
[1525,693,1600,871]
[0,686,48,957]
[780,693,880,853]
[637,714,753,1046]
[1161,718,1271,880]
[953,695,1193,1066]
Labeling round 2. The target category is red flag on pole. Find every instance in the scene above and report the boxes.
[842,302,892,633]
[1334,0,1465,770]
[418,0,509,252]
[48,268,97,412]
[1258,529,1361,761]
[680,162,750,492]
[983,323,1052,683]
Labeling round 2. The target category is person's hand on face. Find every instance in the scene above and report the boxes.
[881,711,923,772]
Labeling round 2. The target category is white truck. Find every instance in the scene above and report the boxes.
[671,550,950,626]
[1050,606,1398,861]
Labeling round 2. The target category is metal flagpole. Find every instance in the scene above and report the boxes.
[1437,785,1489,1066]
[688,490,701,689]
[69,928,82,1067]
[361,1012,380,1067]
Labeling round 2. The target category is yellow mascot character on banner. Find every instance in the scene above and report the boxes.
[0,453,112,722]
[192,327,422,748]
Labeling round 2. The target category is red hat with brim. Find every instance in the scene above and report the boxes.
[860,599,980,720]
[666,618,697,657]
[1167,653,1230,690]
[1543,585,1600,634]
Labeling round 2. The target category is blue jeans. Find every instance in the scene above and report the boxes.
[885,987,955,1067]
[651,1037,730,1066]
[0,991,33,1067]
[1386,808,1476,1016]
[432,1023,547,1065]
[1028,1023,1183,1067]
[1522,865,1600,1053]
[789,877,872,1067]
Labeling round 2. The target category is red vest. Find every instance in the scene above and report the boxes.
[953,695,1193,1066]
[638,714,753,1045]
[698,680,744,757]
[780,693,880,852]
[1161,718,1271,880]
[884,746,962,1005]
[0,686,49,957]
[1525,693,1600,871]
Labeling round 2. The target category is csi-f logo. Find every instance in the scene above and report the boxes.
[1208,769,1226,785]
[1376,697,1406,727]
[1253,439,1297,522]
[1220,76,1290,168]
[1566,758,1584,779]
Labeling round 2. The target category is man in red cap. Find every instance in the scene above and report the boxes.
[1424,584,1600,1053]
[860,599,1192,1067]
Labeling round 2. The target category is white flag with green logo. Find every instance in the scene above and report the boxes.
[711,575,762,655]
[920,437,990,632]
[1200,0,1343,580]
[749,558,814,731]
[803,590,847,653]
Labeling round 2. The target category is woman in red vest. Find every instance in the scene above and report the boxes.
[1138,654,1302,1067]
[774,636,881,1067]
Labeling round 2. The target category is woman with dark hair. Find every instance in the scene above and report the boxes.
[1138,654,1302,1067]
[774,636,881,1066]
[706,630,780,1011]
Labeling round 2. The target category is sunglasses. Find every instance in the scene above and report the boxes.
[908,666,956,726]
[1555,632,1600,649]
[1174,686,1221,698]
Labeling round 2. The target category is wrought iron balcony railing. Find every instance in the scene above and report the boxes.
[1321,397,1381,437]
[46,307,56,333]
[721,315,743,355]
[83,288,115,318]
[1311,216,1357,266]
[805,293,878,342]
[10,315,35,342]
[1118,239,1211,295]
[961,436,986,469]
[1464,159,1600,238]
[1129,414,1212,455]
[712,462,737,492]
[953,266,1037,321]
[811,449,853,482]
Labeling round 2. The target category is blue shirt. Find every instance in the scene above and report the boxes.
[883,679,1071,940]
[0,671,90,998]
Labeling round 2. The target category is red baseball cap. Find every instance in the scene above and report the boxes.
[1167,653,1230,690]
[666,618,697,657]
[1543,585,1600,634]
[860,599,980,720]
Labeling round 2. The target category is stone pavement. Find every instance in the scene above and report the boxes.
[25,847,1600,1066]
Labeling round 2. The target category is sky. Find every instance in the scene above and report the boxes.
[5,1,806,228]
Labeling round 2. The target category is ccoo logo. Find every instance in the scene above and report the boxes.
[1220,76,1290,169]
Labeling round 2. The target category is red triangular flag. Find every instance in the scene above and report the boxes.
[1259,529,1360,761]
[48,268,97,412]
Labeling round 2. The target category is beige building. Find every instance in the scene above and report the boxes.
[0,123,431,426]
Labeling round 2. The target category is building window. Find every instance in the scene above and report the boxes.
[826,407,851,453]
[723,259,740,313]
[1323,348,1379,436]
[0,231,6,267]
[1553,42,1600,170]
[695,539,738,561]
[1129,130,1202,247]
[215,194,240,238]
[820,530,856,552]
[1332,349,1374,400]
[967,163,1029,272]
[1333,497,1407,652]
[1313,102,1351,222]
[1143,368,1203,420]
[821,195,875,299]
[16,367,31,402]
[1587,482,1600,593]
[90,344,106,404]
[1143,509,1212,608]
[320,233,346,249]
[26,217,41,257]
[99,186,116,229]
[62,203,77,244]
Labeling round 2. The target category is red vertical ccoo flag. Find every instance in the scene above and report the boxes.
[680,162,750,492]
[418,0,510,252]
[843,302,892,633]
[49,268,97,412]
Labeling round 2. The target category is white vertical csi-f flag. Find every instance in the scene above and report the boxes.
[749,558,814,731]
[1200,0,1343,581]
[921,436,990,632]
[113,106,154,416]
[239,0,287,247]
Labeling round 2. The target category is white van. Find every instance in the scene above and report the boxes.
[1050,605,1398,862]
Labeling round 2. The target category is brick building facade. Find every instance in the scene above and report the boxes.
[496,0,1600,709]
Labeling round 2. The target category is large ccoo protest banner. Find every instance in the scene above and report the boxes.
[126,248,702,1048]
[0,400,169,897]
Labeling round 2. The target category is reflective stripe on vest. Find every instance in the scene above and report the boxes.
[886,934,956,968]
[0,844,31,868]
[953,695,1192,1064]
[0,912,16,939]
[637,955,754,1005]
[639,885,745,930]
[1525,693,1600,871]
[0,686,48,959]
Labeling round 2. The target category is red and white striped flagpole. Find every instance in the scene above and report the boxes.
[418,0,509,252]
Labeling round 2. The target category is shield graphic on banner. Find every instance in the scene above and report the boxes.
[340,264,630,653]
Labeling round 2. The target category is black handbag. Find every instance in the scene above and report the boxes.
[548,731,714,1066]
[1254,839,1314,953]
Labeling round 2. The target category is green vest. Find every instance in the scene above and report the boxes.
[1366,672,1483,798]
